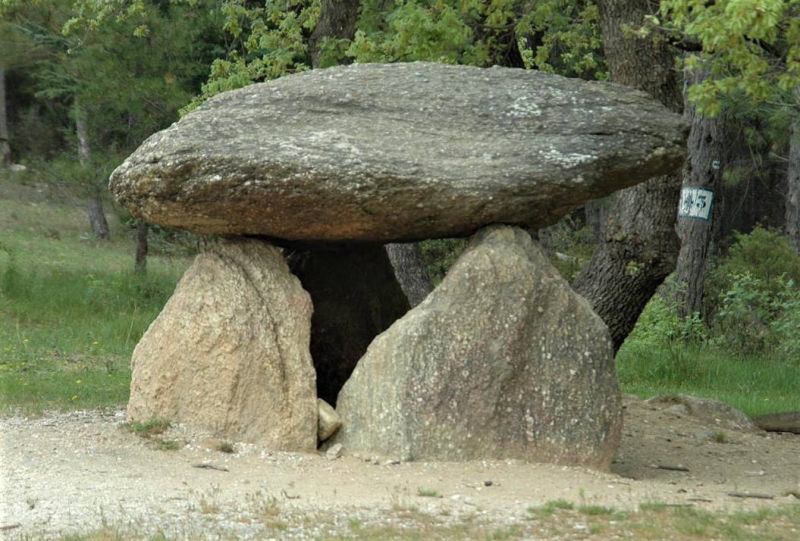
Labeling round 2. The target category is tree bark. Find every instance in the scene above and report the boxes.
[75,97,110,240]
[385,243,434,306]
[674,65,726,318]
[787,113,800,252]
[135,221,148,273]
[573,0,684,352]
[87,198,110,240]
[0,67,10,167]
[309,0,360,69]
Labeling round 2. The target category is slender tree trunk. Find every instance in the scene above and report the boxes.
[674,65,726,318]
[87,198,110,239]
[135,221,148,274]
[787,114,800,252]
[309,0,360,69]
[573,0,684,352]
[75,97,110,240]
[0,67,10,167]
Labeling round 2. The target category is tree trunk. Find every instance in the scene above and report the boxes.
[674,65,726,318]
[75,97,110,240]
[135,221,148,273]
[0,67,10,167]
[573,0,684,352]
[75,97,91,165]
[87,198,110,240]
[309,0,360,69]
[385,243,434,306]
[787,113,800,252]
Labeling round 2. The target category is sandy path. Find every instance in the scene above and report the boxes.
[1,395,799,539]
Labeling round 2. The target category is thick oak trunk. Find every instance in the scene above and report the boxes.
[573,0,684,351]
[309,0,360,69]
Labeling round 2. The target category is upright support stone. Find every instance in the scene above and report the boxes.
[332,226,623,469]
[127,239,317,451]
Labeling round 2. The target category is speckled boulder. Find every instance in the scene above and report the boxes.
[110,62,686,242]
[331,226,622,469]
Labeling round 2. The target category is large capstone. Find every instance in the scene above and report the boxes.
[110,62,687,242]
[126,239,317,451]
[331,226,622,469]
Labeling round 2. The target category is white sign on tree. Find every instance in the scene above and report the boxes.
[678,187,714,221]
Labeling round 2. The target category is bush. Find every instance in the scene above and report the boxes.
[703,228,800,357]
[705,227,800,318]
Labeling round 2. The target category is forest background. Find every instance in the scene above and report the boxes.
[0,0,799,416]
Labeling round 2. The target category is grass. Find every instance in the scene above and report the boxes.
[617,340,800,416]
[0,172,188,414]
[125,418,171,437]
[55,503,800,540]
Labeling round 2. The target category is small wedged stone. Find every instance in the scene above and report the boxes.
[317,399,342,442]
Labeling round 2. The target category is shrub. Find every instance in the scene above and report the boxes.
[703,228,800,357]
[705,227,800,319]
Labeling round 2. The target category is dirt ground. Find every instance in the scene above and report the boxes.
[1,394,799,539]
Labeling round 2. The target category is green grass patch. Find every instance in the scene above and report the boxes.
[0,174,188,414]
[416,487,442,498]
[126,418,171,437]
[617,341,800,416]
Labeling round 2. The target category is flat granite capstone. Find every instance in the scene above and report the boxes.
[110,62,687,242]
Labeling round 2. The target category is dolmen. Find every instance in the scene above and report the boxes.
[110,61,687,469]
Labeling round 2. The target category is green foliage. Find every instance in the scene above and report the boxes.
[126,417,171,438]
[349,1,487,65]
[707,227,800,300]
[419,238,467,285]
[620,228,800,404]
[659,0,800,115]
[183,0,319,111]
[516,0,605,79]
[702,228,800,354]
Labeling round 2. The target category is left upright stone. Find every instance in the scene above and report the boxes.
[126,239,317,451]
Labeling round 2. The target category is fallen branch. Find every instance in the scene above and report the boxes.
[192,463,229,472]
[727,491,773,500]
[653,464,690,472]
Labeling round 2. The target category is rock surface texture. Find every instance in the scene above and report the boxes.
[110,62,687,242]
[332,226,623,468]
[126,239,317,451]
